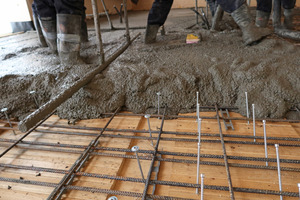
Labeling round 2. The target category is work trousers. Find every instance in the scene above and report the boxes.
[147,0,174,26]
[147,0,247,26]
[257,0,296,13]
[33,0,84,19]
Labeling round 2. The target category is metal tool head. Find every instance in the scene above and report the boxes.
[1,108,8,112]
[156,92,161,96]
[263,120,266,124]
[144,114,150,119]
[275,144,279,148]
[131,146,139,152]
[29,91,36,94]
[108,196,118,200]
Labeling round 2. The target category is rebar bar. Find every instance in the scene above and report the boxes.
[245,92,249,124]
[275,144,283,200]
[252,104,256,142]
[47,108,120,200]
[215,104,235,200]
[142,107,166,200]
[263,120,268,166]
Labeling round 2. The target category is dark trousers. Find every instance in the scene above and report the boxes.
[33,0,84,19]
[217,0,245,13]
[257,0,296,13]
[147,0,173,26]
[147,0,247,26]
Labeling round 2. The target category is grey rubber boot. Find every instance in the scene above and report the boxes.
[231,3,272,45]
[57,14,83,65]
[283,9,294,30]
[39,17,57,53]
[255,10,270,28]
[145,24,160,44]
[33,14,47,47]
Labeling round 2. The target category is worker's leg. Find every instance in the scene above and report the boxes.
[34,0,57,52]
[216,0,245,13]
[32,2,47,47]
[54,0,84,64]
[230,2,272,45]
[145,0,174,44]
[255,0,272,27]
[282,0,296,29]
[207,0,217,17]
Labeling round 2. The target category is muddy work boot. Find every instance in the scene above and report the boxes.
[255,10,270,28]
[145,24,160,44]
[231,3,272,45]
[39,17,57,53]
[33,14,47,47]
[57,14,83,65]
[283,9,294,30]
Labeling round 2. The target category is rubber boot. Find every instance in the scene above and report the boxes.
[39,17,57,53]
[283,9,294,30]
[255,10,270,28]
[33,14,47,47]
[231,3,272,45]
[57,14,83,65]
[145,24,160,44]
[207,0,217,17]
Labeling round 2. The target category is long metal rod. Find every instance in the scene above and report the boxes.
[196,118,202,194]
[91,0,105,64]
[275,144,283,200]
[123,0,130,42]
[18,33,140,133]
[0,110,55,158]
[47,108,120,200]
[252,104,256,142]
[1,139,299,166]
[263,120,268,166]
[245,92,249,124]
[215,104,235,200]
[100,0,114,30]
[142,107,166,200]
[0,175,298,197]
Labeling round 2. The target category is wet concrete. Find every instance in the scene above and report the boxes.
[0,9,299,121]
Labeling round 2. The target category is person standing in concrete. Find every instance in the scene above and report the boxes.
[145,0,174,44]
[32,0,87,64]
[145,0,271,45]
[256,0,296,29]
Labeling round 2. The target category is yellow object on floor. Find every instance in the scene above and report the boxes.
[186,34,200,44]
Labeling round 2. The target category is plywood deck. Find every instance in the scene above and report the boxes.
[0,110,299,200]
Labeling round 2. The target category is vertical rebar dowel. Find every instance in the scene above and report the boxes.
[298,183,300,200]
[195,0,199,24]
[252,104,256,142]
[196,92,199,119]
[108,196,118,200]
[145,114,154,147]
[206,0,209,23]
[201,174,205,200]
[196,118,202,194]
[100,0,114,30]
[131,146,145,180]
[297,183,300,200]
[91,0,105,64]
[1,108,16,135]
[123,0,130,42]
[245,92,249,125]
[263,120,268,166]
[157,92,161,117]
[275,144,283,200]
[30,91,39,108]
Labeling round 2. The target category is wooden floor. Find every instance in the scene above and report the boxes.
[0,111,299,200]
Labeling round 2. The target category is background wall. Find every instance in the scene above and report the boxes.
[26,0,300,20]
